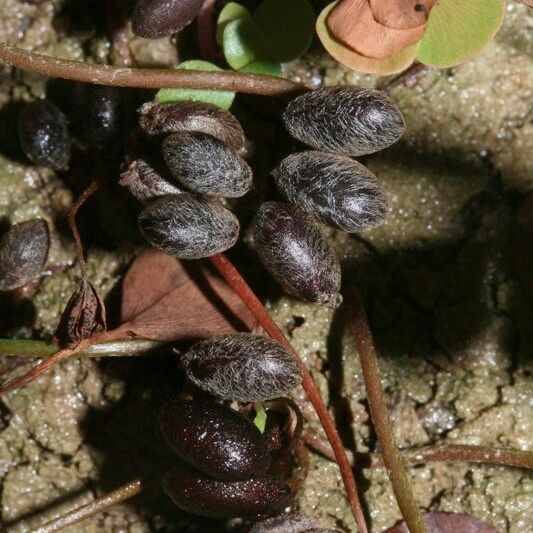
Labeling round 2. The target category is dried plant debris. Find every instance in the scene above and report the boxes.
[119,158,184,202]
[283,86,405,156]
[162,132,253,198]
[253,202,342,308]
[181,333,302,402]
[274,151,388,232]
[139,101,246,151]
[138,193,240,259]
[120,248,256,341]
[160,400,271,481]
[54,279,106,349]
[0,219,49,291]
[18,100,71,170]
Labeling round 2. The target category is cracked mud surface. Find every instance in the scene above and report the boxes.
[0,1,532,532]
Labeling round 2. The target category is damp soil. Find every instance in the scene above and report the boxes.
[0,1,531,532]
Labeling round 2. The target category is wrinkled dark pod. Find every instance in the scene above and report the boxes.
[159,400,270,480]
[250,513,341,532]
[119,159,183,202]
[162,463,291,519]
[132,0,204,38]
[0,219,49,291]
[283,86,405,156]
[253,202,341,308]
[138,193,240,259]
[274,151,388,232]
[163,133,253,198]
[71,84,121,147]
[182,333,301,402]
[139,101,245,151]
[18,100,71,170]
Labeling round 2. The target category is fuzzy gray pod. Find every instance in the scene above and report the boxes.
[253,202,342,308]
[139,101,245,151]
[283,86,405,156]
[163,133,253,198]
[132,0,204,38]
[138,194,239,259]
[0,219,49,291]
[182,333,302,402]
[119,159,183,202]
[274,151,388,232]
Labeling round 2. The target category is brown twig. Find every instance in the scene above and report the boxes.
[69,180,101,279]
[0,43,306,95]
[351,289,427,533]
[304,428,533,471]
[30,478,143,533]
[210,253,368,533]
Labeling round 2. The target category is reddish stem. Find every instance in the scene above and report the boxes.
[197,0,220,63]
[304,428,533,471]
[351,290,427,533]
[69,180,101,279]
[210,253,368,533]
[30,478,143,533]
[0,326,129,395]
[0,43,305,96]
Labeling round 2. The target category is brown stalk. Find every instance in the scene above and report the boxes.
[69,180,101,279]
[210,253,368,533]
[351,289,427,533]
[0,43,306,96]
[304,428,533,471]
[30,478,143,533]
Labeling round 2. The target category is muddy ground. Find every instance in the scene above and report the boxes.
[0,1,531,532]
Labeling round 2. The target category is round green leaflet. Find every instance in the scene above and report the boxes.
[156,60,235,110]
[253,0,315,63]
[216,2,252,45]
[223,18,266,70]
[417,0,506,67]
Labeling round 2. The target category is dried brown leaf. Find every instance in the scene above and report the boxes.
[119,248,256,341]
[54,279,107,349]
[327,0,431,59]
[384,512,497,533]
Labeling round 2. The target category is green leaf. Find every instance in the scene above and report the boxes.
[156,60,235,110]
[240,60,282,77]
[216,2,252,46]
[253,0,315,63]
[253,404,267,434]
[417,0,506,68]
[223,18,266,70]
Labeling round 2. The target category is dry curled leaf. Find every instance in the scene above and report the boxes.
[385,512,497,533]
[119,248,256,341]
[327,0,435,59]
[54,279,107,349]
